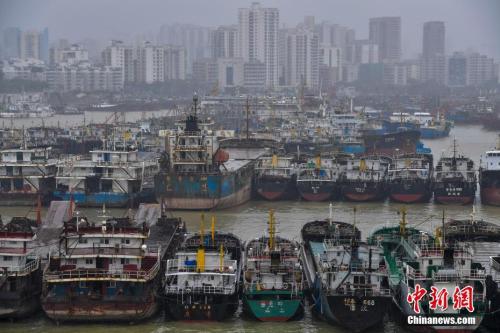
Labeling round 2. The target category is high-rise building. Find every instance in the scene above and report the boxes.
[319,46,342,87]
[448,52,467,87]
[347,40,379,64]
[164,45,187,80]
[39,27,49,63]
[466,52,496,86]
[316,21,355,63]
[192,58,218,85]
[421,21,446,84]
[101,40,136,83]
[210,25,238,59]
[136,42,164,83]
[422,21,445,58]
[217,57,244,89]
[2,27,21,59]
[158,24,211,73]
[282,19,320,89]
[51,44,89,66]
[369,17,401,63]
[238,2,279,87]
[20,31,40,60]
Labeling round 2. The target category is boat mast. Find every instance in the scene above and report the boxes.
[246,96,250,140]
[268,209,276,251]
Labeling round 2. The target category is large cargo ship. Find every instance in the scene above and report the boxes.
[0,217,41,319]
[340,155,390,202]
[242,210,304,321]
[433,140,476,205]
[163,219,243,320]
[300,211,391,332]
[155,96,254,210]
[480,139,500,206]
[0,147,56,205]
[53,148,158,207]
[41,213,178,322]
[388,153,433,203]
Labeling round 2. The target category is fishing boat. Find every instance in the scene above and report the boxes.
[242,210,304,321]
[163,216,243,320]
[300,206,391,332]
[254,154,298,201]
[41,211,175,322]
[155,95,254,210]
[388,153,433,203]
[340,155,391,202]
[296,156,340,201]
[368,209,487,333]
[479,137,500,206]
[0,146,57,205]
[433,140,476,205]
[53,146,158,207]
[0,216,41,319]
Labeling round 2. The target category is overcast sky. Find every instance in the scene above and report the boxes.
[1,0,499,59]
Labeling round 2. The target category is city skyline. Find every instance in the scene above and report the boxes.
[1,0,500,59]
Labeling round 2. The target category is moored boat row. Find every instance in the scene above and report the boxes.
[2,204,500,333]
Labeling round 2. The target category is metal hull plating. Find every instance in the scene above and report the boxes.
[41,280,160,323]
[0,269,42,319]
[341,181,386,202]
[389,181,433,203]
[243,294,303,321]
[363,130,420,155]
[311,286,390,332]
[433,181,476,205]
[164,294,239,321]
[255,175,297,201]
[155,170,253,210]
[480,170,500,206]
[297,180,336,202]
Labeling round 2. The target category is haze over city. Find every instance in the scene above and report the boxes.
[1,0,500,59]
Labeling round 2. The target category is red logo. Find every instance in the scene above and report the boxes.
[429,286,449,311]
[453,286,475,313]
[407,284,427,313]
[407,285,475,313]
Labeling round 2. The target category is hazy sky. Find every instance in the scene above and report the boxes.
[1,0,499,59]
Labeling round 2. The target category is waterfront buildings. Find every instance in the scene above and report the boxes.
[369,17,401,63]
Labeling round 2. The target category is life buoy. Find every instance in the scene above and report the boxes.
[283,283,288,290]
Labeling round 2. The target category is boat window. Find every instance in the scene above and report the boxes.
[121,238,130,244]
[461,259,466,265]
[428,260,432,265]
[3,256,13,261]
[85,259,93,265]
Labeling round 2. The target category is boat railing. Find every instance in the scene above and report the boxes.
[417,247,473,259]
[405,264,427,280]
[432,268,486,282]
[245,265,301,275]
[330,286,392,297]
[244,281,303,293]
[166,259,238,274]
[45,255,160,282]
[0,257,39,277]
[173,145,207,151]
[164,284,235,295]
[446,223,500,235]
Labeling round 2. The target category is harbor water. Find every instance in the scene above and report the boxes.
[1,124,500,333]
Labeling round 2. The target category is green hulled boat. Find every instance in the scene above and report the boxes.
[367,209,488,333]
[242,210,304,321]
